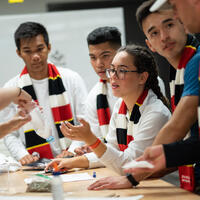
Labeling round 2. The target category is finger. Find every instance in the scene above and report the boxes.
[135,155,144,162]
[20,159,26,166]
[64,121,74,129]
[75,150,84,156]
[88,180,102,190]
[78,118,88,126]
[45,160,58,171]
[60,124,72,138]
[27,155,34,163]
[32,156,39,162]
[74,148,80,154]
[88,178,108,189]
[88,181,109,190]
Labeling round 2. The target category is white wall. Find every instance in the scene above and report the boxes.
[0,7,125,155]
[0,7,125,90]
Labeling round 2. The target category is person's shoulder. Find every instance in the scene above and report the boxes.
[88,82,100,95]
[3,74,20,87]
[188,46,200,65]
[142,90,170,116]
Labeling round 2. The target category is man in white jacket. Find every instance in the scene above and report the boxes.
[0,22,87,165]
[68,27,121,157]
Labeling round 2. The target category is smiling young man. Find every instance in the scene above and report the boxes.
[150,0,200,34]
[136,0,200,192]
[124,0,200,193]
[0,22,87,165]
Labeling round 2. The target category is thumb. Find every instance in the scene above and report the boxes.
[135,155,144,162]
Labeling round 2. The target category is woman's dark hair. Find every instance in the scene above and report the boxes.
[118,44,170,109]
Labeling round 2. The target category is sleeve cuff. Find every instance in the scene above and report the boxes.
[84,152,104,168]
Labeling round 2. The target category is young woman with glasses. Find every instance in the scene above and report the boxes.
[45,44,171,178]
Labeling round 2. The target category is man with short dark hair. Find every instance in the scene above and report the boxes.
[68,26,121,160]
[0,22,87,165]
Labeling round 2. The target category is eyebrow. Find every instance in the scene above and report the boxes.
[22,44,45,50]
[147,18,174,34]
[89,50,112,57]
[110,64,129,68]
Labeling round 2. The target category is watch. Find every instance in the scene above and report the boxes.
[126,173,139,186]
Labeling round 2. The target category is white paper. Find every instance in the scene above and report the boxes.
[123,160,154,169]
[0,195,144,200]
[50,172,93,182]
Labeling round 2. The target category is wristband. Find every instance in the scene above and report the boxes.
[17,87,22,97]
[126,173,139,186]
[89,138,101,149]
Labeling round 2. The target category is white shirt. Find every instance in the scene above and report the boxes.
[69,76,166,153]
[85,89,171,175]
[68,81,118,153]
[158,76,166,96]
[0,67,88,160]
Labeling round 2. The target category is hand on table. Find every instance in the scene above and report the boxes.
[74,145,92,156]
[19,154,39,166]
[88,176,132,190]
[45,158,72,172]
[56,150,74,158]
[124,145,166,175]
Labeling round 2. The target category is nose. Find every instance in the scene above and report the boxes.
[160,30,169,42]
[96,58,104,69]
[110,69,118,80]
[32,52,40,61]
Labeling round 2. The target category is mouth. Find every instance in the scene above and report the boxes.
[32,63,41,67]
[163,42,176,51]
[111,82,119,89]
[98,70,106,74]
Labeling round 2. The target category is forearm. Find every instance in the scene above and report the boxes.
[0,88,20,110]
[66,155,89,168]
[0,120,16,138]
[152,122,186,145]
[149,167,177,178]
[84,134,107,158]
[163,137,200,168]
[153,96,198,145]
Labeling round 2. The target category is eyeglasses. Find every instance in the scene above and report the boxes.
[106,67,138,80]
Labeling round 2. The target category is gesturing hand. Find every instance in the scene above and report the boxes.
[60,118,94,144]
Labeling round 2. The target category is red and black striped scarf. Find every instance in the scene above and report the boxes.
[116,90,148,151]
[97,79,111,142]
[169,34,199,192]
[18,63,74,159]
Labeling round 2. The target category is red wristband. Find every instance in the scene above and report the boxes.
[89,138,101,149]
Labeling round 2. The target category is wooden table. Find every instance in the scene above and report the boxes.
[0,167,199,199]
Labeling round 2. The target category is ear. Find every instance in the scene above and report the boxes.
[16,49,21,58]
[145,39,157,53]
[139,71,149,85]
[47,43,51,53]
